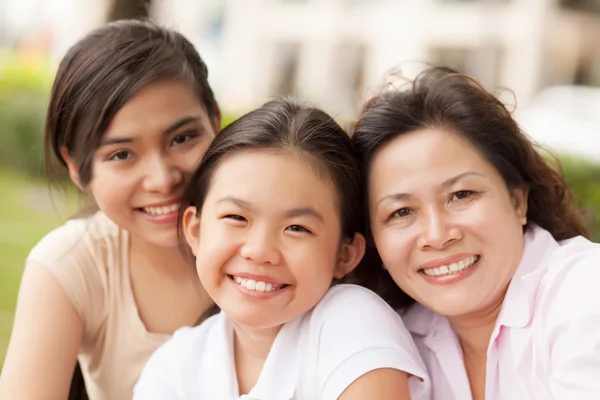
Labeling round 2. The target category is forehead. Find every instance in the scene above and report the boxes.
[104,80,210,137]
[369,128,500,191]
[207,151,339,212]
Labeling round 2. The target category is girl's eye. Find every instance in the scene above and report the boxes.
[171,133,196,146]
[286,224,311,234]
[450,190,473,201]
[391,208,413,219]
[224,214,247,222]
[109,150,132,161]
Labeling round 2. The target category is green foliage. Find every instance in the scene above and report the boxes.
[0,51,53,176]
[220,112,238,129]
[559,157,600,241]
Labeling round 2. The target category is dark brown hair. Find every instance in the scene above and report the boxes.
[45,19,219,186]
[180,97,365,247]
[351,67,589,309]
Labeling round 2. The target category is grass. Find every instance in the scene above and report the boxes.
[0,167,76,368]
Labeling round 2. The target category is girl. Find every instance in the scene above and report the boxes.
[0,20,220,400]
[352,67,600,399]
[134,98,429,399]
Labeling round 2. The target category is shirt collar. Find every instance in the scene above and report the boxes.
[201,312,238,398]
[201,312,303,400]
[247,316,303,400]
[495,224,558,330]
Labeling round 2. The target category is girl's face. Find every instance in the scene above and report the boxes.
[71,80,218,247]
[368,128,528,318]
[184,151,365,333]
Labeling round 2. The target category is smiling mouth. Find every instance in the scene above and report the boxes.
[419,255,480,278]
[137,203,180,216]
[227,275,289,293]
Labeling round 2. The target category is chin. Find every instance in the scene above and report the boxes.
[140,232,181,248]
[422,296,478,318]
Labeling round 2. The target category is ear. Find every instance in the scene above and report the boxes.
[510,186,529,225]
[334,233,366,279]
[212,106,222,134]
[182,206,201,256]
[60,147,83,190]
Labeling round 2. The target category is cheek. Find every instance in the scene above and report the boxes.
[180,140,212,172]
[195,220,238,273]
[373,227,412,268]
[88,167,131,208]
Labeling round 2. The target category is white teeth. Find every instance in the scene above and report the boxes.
[231,276,282,292]
[422,256,479,277]
[143,203,179,216]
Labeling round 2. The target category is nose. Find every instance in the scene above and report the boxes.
[417,206,461,250]
[240,226,282,266]
[142,154,183,194]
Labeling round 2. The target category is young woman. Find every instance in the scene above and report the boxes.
[134,98,430,399]
[352,67,600,399]
[0,20,220,400]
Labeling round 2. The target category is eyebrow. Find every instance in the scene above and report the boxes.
[99,116,204,147]
[284,207,325,223]
[375,171,486,207]
[217,197,325,223]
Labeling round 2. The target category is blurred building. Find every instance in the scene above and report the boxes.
[2,0,600,120]
[0,0,107,62]
[157,0,600,119]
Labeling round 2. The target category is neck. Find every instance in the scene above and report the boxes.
[448,292,505,356]
[233,323,281,365]
[232,323,282,393]
[129,235,195,280]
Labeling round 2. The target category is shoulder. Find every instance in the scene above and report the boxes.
[305,285,429,399]
[543,236,600,297]
[308,284,415,340]
[538,236,600,325]
[312,284,397,318]
[24,212,122,332]
[136,314,221,395]
[28,212,121,267]
[147,313,220,365]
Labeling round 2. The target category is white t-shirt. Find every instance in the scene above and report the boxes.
[134,284,430,399]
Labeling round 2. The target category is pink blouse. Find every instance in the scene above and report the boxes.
[402,225,600,399]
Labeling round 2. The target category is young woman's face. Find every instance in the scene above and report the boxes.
[368,128,528,318]
[184,151,364,332]
[86,80,218,247]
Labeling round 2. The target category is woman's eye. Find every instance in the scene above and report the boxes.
[109,150,132,161]
[286,224,311,234]
[171,133,195,146]
[451,190,473,201]
[391,208,412,219]
[224,214,247,222]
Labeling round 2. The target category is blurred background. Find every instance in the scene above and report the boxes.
[1,0,599,367]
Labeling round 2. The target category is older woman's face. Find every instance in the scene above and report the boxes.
[368,128,528,317]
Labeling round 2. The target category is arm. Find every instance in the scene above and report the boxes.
[0,261,83,400]
[338,368,410,400]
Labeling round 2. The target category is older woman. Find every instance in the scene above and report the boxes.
[352,67,600,400]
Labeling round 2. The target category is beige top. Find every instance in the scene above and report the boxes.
[27,212,170,400]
